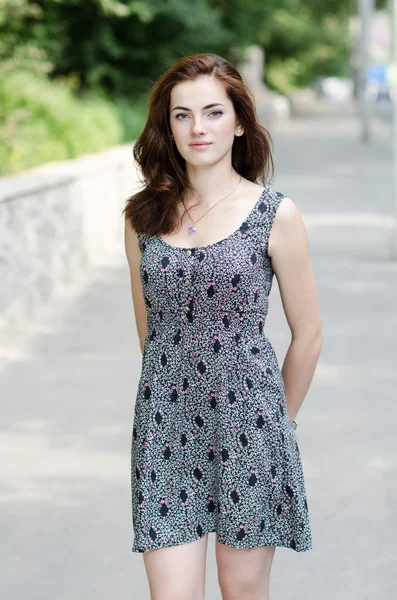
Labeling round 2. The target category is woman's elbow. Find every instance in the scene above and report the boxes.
[293,326,323,349]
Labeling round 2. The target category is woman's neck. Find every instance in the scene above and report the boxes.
[185,165,240,204]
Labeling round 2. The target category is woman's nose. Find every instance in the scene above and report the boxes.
[190,118,206,135]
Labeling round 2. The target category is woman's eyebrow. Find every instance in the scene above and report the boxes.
[171,103,225,112]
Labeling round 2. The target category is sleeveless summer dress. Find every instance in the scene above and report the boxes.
[131,184,312,554]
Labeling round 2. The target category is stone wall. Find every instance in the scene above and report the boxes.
[0,144,140,342]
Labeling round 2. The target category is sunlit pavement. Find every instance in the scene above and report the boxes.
[1,108,396,600]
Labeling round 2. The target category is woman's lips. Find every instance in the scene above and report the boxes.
[189,142,212,148]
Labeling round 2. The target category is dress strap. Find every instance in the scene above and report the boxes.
[137,232,148,254]
[258,185,287,257]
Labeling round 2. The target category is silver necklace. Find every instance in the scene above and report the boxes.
[183,176,242,235]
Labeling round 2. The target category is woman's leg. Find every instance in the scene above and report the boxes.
[143,534,209,600]
[216,538,276,600]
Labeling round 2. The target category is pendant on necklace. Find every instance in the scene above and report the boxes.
[188,225,196,235]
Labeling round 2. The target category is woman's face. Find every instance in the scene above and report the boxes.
[169,75,244,167]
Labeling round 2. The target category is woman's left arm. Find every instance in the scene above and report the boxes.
[268,197,323,422]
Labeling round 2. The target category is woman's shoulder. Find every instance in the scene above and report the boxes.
[267,192,306,257]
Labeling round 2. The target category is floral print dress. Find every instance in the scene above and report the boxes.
[131,184,312,554]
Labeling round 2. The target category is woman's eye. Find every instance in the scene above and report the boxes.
[175,110,223,121]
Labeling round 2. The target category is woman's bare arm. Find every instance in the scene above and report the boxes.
[268,197,323,421]
[124,219,148,354]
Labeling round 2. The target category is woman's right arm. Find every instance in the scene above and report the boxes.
[124,219,148,354]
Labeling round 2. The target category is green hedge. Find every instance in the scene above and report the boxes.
[0,67,147,175]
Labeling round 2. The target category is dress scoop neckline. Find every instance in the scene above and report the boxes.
[157,186,267,251]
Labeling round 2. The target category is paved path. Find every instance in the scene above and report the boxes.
[1,110,396,600]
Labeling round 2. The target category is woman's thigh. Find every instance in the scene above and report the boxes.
[143,534,209,600]
[216,538,276,600]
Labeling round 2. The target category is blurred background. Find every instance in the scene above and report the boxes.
[0,0,394,175]
[1,2,397,600]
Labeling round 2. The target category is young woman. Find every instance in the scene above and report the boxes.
[124,52,323,600]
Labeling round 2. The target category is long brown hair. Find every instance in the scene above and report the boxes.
[123,52,274,237]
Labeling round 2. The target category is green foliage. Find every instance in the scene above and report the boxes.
[113,96,148,142]
[0,0,233,96]
[0,0,372,98]
[0,67,124,174]
[261,4,353,94]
